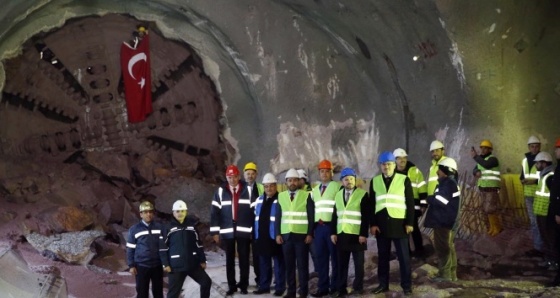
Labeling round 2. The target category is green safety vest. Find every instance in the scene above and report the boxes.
[428,156,446,195]
[335,188,366,235]
[522,158,540,197]
[372,173,407,219]
[312,181,340,222]
[477,155,501,188]
[257,183,264,197]
[534,172,554,216]
[278,190,310,234]
[407,166,427,200]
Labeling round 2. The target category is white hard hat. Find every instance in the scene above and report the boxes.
[535,151,552,162]
[262,173,277,184]
[527,135,541,145]
[172,200,188,211]
[297,169,308,180]
[438,157,457,171]
[393,148,408,157]
[285,168,300,180]
[430,140,444,151]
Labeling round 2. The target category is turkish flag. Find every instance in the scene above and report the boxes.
[120,35,153,123]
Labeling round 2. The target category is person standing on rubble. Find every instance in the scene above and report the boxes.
[127,201,164,298]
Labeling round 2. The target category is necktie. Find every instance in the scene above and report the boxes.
[290,192,295,201]
[321,185,326,196]
[233,187,239,221]
[345,191,350,203]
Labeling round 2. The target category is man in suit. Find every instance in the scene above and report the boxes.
[369,151,415,296]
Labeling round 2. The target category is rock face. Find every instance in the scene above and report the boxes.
[45,206,95,233]
[149,176,215,222]
[25,230,105,265]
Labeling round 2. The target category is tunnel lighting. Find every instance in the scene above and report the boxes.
[51,59,58,64]
[413,56,419,61]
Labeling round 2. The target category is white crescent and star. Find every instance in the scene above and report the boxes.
[127,53,147,89]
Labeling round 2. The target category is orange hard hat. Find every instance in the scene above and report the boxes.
[318,159,333,170]
[555,138,560,148]
[225,165,240,176]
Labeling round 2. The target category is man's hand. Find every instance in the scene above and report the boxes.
[359,236,367,244]
[304,235,313,244]
[129,267,137,275]
[163,266,171,273]
[213,235,220,245]
[276,235,283,245]
[522,179,537,185]
[331,235,337,245]
[470,147,477,158]
[474,171,482,179]
[405,225,413,234]
[201,263,207,270]
[370,226,380,236]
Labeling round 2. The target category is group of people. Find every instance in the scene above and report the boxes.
[471,135,560,287]
[125,135,560,298]
[126,200,212,298]
[515,136,560,287]
[208,139,463,297]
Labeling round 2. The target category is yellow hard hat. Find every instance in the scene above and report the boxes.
[480,140,493,148]
[244,162,258,172]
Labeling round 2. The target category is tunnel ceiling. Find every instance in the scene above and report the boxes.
[0,14,227,179]
[0,0,558,179]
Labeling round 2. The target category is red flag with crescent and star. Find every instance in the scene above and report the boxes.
[120,34,153,123]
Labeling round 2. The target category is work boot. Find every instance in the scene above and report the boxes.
[486,215,495,235]
[488,214,502,236]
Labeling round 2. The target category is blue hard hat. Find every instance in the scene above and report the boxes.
[378,151,396,163]
[340,167,356,180]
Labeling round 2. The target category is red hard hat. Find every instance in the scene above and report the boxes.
[556,138,560,148]
[318,159,333,170]
[225,165,240,176]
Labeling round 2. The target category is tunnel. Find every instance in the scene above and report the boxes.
[0,0,559,297]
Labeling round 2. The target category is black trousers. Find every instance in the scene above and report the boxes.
[410,210,424,253]
[167,266,212,298]
[282,239,309,296]
[336,249,364,293]
[376,236,411,290]
[223,237,251,290]
[252,239,260,284]
[136,265,163,298]
[555,224,560,277]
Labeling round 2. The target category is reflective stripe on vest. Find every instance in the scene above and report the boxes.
[373,173,407,219]
[534,172,554,216]
[428,156,446,195]
[278,190,309,234]
[522,158,540,197]
[477,155,501,188]
[335,188,366,235]
[312,181,340,222]
[407,166,427,201]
